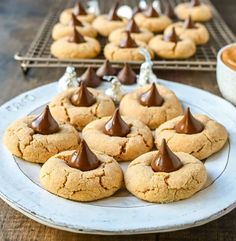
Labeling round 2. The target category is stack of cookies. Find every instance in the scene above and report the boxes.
[4,68,228,203]
[51,0,211,60]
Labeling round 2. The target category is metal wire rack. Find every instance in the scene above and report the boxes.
[15,0,236,73]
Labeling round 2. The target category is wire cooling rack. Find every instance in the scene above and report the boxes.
[14,0,236,73]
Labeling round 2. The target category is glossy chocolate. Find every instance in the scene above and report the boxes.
[103,108,130,137]
[164,27,180,43]
[73,1,87,15]
[107,2,122,21]
[117,63,137,85]
[67,140,100,171]
[151,139,183,172]
[139,83,164,107]
[175,107,204,134]
[183,15,196,29]
[69,13,84,27]
[126,19,140,33]
[70,82,96,107]
[31,105,60,135]
[190,0,201,7]
[119,31,138,48]
[96,60,116,78]
[68,27,86,43]
[80,67,101,88]
[144,5,159,18]
[164,1,176,19]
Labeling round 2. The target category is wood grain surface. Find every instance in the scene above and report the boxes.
[0,0,235,240]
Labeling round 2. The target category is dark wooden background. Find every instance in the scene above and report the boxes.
[0,0,236,240]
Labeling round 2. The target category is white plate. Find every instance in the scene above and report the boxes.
[0,80,236,235]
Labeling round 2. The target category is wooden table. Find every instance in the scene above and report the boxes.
[0,0,235,240]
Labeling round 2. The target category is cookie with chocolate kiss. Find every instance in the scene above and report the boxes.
[117,63,136,85]
[70,82,96,107]
[151,139,183,172]
[68,27,86,43]
[96,60,116,79]
[103,108,130,137]
[119,31,138,48]
[139,83,164,107]
[126,19,140,33]
[164,27,180,43]
[175,107,204,134]
[67,140,100,171]
[107,2,122,21]
[31,105,60,135]
[80,67,101,87]
[183,15,196,29]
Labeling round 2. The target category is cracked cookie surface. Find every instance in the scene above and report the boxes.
[155,115,228,160]
[49,88,115,131]
[119,84,183,129]
[40,150,123,201]
[82,117,153,161]
[125,151,207,203]
[4,116,80,163]
[149,35,196,59]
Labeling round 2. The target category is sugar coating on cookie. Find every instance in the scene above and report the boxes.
[82,117,153,161]
[4,116,80,163]
[174,3,212,22]
[155,115,228,160]
[164,21,209,45]
[50,36,101,59]
[125,151,207,203]
[149,34,196,59]
[40,150,123,201]
[49,88,115,131]
[119,84,183,129]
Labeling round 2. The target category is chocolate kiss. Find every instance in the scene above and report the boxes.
[117,63,136,85]
[103,108,130,137]
[69,13,84,27]
[68,27,86,43]
[144,5,159,18]
[80,67,101,88]
[126,19,140,33]
[67,140,100,171]
[119,31,138,48]
[107,2,122,21]
[31,105,59,135]
[175,107,204,134]
[164,1,175,19]
[132,6,142,16]
[140,83,164,107]
[183,15,195,29]
[73,1,87,16]
[190,0,201,7]
[164,27,180,43]
[70,82,96,107]
[96,60,116,78]
[151,139,183,172]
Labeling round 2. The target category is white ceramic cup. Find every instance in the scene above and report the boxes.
[217,43,236,105]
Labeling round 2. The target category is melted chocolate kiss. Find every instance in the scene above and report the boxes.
[70,82,96,107]
[73,1,87,16]
[151,139,183,173]
[126,19,140,33]
[67,140,100,171]
[139,83,164,107]
[144,5,159,18]
[164,2,176,19]
[103,108,130,137]
[190,0,201,7]
[164,27,180,43]
[69,13,84,27]
[119,31,138,48]
[107,2,122,21]
[183,15,196,29]
[96,60,116,78]
[31,105,59,135]
[117,63,137,85]
[80,67,101,88]
[175,107,204,134]
[68,27,86,43]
